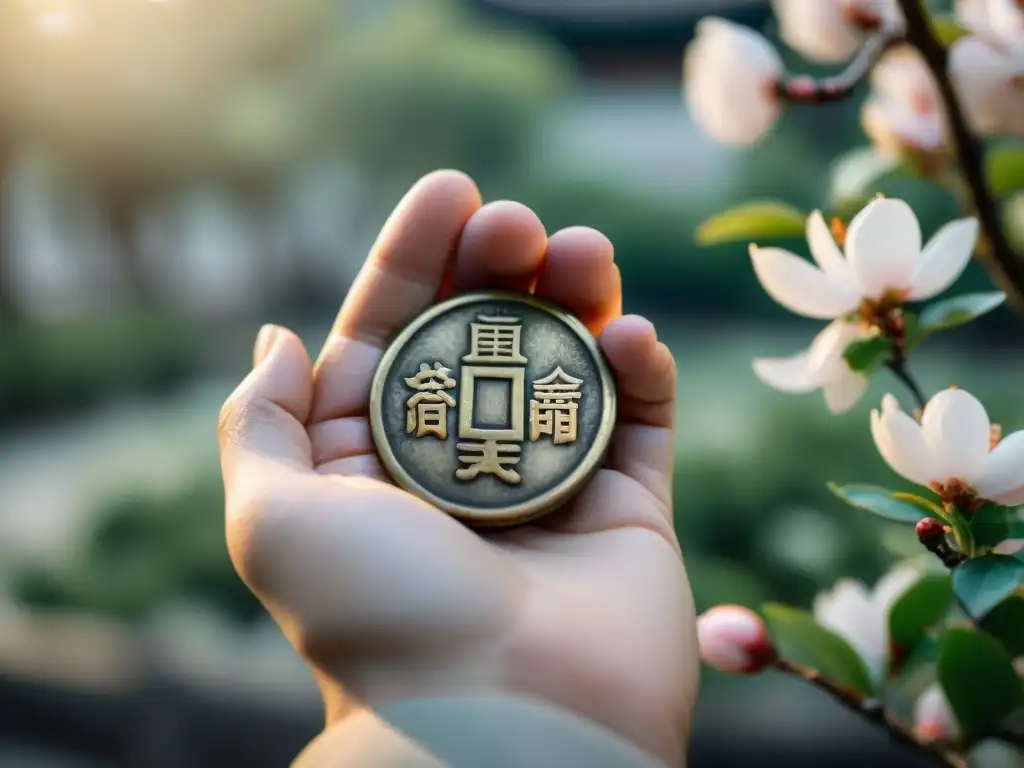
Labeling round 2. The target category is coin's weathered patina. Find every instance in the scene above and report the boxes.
[369,291,617,527]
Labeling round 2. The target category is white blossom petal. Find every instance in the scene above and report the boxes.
[873,563,921,611]
[684,18,784,146]
[975,430,1024,500]
[823,369,869,414]
[814,580,885,681]
[872,394,938,485]
[914,684,959,742]
[997,486,1024,506]
[986,0,1024,49]
[749,245,861,319]
[753,352,820,393]
[995,539,1024,555]
[845,198,922,297]
[806,210,855,283]
[868,46,947,152]
[949,37,1020,137]
[805,319,861,374]
[772,0,861,63]
[956,0,991,33]
[908,218,980,300]
[920,388,992,484]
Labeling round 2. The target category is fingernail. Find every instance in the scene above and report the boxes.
[253,324,279,367]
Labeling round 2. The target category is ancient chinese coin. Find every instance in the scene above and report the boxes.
[369,291,617,527]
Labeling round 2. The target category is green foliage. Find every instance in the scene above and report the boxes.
[842,336,891,374]
[917,292,1007,332]
[937,628,1023,741]
[328,0,572,186]
[0,312,205,428]
[980,596,1024,657]
[985,145,1024,198]
[762,603,875,695]
[696,201,807,245]
[929,15,970,47]
[827,484,940,524]
[970,504,1014,548]
[887,575,954,675]
[12,476,262,624]
[951,554,1024,620]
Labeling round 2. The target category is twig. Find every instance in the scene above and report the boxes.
[886,356,928,412]
[895,0,1024,306]
[879,311,928,411]
[772,658,967,768]
[780,21,904,103]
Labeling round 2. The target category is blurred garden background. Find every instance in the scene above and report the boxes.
[0,0,1020,766]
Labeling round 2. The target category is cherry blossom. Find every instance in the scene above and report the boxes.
[773,0,903,63]
[753,316,876,414]
[683,18,784,146]
[813,564,921,682]
[750,199,978,321]
[696,605,777,675]
[861,47,949,158]
[950,0,1024,137]
[949,36,1024,138]
[957,0,1024,51]
[871,388,1024,508]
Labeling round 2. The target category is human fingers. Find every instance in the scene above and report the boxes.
[309,170,482,425]
[533,226,621,335]
[599,315,677,515]
[219,324,315,495]
[446,201,547,295]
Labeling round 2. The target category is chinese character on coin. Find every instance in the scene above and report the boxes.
[369,291,617,527]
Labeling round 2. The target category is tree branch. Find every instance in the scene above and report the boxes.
[885,355,928,412]
[894,0,1024,306]
[780,21,904,103]
[772,659,967,768]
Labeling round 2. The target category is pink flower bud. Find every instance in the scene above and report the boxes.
[697,605,777,675]
[914,684,959,742]
[915,517,945,545]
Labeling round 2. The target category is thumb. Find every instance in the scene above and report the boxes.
[219,324,315,490]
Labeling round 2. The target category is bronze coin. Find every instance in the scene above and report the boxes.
[369,291,617,527]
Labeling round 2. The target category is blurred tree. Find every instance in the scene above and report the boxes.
[12,475,263,624]
[0,0,344,303]
[325,0,574,197]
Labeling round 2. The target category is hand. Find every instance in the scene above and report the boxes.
[218,171,699,766]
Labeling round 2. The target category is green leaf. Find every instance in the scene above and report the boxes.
[930,14,970,47]
[938,628,1023,740]
[981,596,1024,656]
[830,147,903,204]
[971,504,1014,548]
[892,492,948,521]
[888,575,954,675]
[762,603,875,695]
[918,292,1007,332]
[828,483,938,524]
[901,311,931,352]
[696,201,806,245]
[952,554,1024,619]
[842,336,891,373]
[986,146,1024,198]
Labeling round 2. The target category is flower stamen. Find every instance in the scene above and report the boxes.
[931,478,984,514]
[830,217,848,248]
